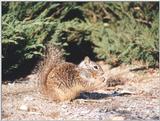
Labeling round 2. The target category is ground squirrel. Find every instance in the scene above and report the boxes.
[38,42,106,102]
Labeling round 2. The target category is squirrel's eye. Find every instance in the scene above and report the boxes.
[94,66,98,69]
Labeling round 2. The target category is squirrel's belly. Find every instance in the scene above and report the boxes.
[57,88,81,101]
[47,87,81,101]
[45,82,84,101]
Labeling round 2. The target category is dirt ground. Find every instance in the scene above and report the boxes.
[2,63,160,120]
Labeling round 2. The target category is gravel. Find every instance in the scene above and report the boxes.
[2,64,160,120]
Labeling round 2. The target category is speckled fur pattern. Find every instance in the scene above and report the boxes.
[38,43,105,102]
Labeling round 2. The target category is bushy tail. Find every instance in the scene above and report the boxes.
[37,42,64,89]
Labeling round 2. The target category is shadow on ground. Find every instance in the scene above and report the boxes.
[77,91,131,100]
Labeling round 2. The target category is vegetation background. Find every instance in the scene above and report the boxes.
[2,2,159,80]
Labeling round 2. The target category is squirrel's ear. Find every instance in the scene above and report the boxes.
[84,56,90,63]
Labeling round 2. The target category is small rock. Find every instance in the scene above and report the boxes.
[110,116,125,120]
[8,82,15,87]
[23,96,33,101]
[28,106,37,112]
[19,105,28,111]
[48,112,60,119]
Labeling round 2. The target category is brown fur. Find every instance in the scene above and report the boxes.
[38,43,105,102]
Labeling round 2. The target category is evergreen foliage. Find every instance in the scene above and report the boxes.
[2,2,159,79]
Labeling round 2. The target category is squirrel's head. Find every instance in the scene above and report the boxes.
[78,56,106,91]
[78,56,104,76]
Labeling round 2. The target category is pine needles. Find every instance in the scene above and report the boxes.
[2,2,159,79]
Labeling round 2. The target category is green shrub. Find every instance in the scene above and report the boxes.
[2,2,159,79]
